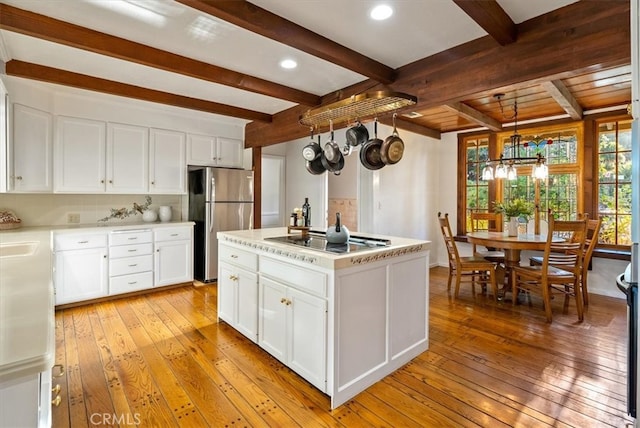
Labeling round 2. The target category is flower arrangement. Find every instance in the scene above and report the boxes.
[493,198,534,220]
[99,195,152,222]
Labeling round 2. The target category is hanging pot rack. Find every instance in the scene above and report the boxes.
[299,90,417,127]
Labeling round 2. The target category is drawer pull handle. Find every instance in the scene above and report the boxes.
[229,275,238,281]
[286,299,292,306]
[128,249,137,252]
[77,240,89,244]
[52,384,61,394]
[53,364,65,377]
[52,395,61,407]
[230,254,238,259]
[128,264,138,267]
[171,233,179,237]
[128,281,138,285]
[280,298,287,304]
[128,237,138,240]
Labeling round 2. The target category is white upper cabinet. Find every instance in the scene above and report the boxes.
[11,104,53,192]
[187,134,243,168]
[0,81,7,193]
[54,116,106,193]
[150,128,186,194]
[106,123,149,193]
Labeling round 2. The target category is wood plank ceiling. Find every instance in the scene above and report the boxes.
[0,0,631,147]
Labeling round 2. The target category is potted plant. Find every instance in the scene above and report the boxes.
[493,198,534,236]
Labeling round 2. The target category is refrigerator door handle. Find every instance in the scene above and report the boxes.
[210,176,216,203]
[209,202,214,234]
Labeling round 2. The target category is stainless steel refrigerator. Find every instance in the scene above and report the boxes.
[188,167,254,282]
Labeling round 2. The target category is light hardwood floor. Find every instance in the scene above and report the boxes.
[52,267,634,427]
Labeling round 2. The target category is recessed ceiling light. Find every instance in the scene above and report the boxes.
[370,4,393,21]
[279,59,297,69]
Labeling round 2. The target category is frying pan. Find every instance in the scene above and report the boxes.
[323,123,341,163]
[381,113,404,165]
[359,119,385,170]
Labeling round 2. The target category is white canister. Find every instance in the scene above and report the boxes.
[158,206,172,222]
[142,209,157,222]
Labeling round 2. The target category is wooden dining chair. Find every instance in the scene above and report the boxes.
[529,215,601,306]
[438,212,498,301]
[469,211,505,263]
[512,215,587,322]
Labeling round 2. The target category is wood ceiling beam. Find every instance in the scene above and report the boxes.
[176,0,396,84]
[541,80,583,120]
[0,3,320,106]
[245,0,629,146]
[6,60,273,122]
[378,116,441,140]
[452,0,516,45]
[443,102,502,131]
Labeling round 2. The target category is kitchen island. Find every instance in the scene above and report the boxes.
[217,227,430,409]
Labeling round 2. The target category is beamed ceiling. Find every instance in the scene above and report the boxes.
[0,0,631,148]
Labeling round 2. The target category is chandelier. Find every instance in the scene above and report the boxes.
[481,95,549,181]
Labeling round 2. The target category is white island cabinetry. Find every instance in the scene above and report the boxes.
[217,228,430,409]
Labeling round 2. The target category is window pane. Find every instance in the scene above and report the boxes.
[598,153,617,182]
[619,122,632,150]
[599,215,617,244]
[618,152,633,181]
[618,215,632,245]
[598,184,616,213]
[618,183,632,213]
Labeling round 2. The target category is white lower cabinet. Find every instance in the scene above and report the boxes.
[54,232,108,305]
[154,226,193,287]
[218,262,258,342]
[0,368,53,428]
[259,276,327,391]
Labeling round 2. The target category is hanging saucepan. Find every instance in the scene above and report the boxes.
[359,118,385,170]
[323,120,341,164]
[306,134,326,175]
[321,145,345,175]
[381,113,404,165]
[346,121,369,147]
[302,127,321,161]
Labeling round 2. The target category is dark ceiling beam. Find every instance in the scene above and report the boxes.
[443,102,502,131]
[0,3,320,106]
[245,0,630,147]
[6,60,273,122]
[176,0,396,84]
[452,0,516,45]
[541,80,583,120]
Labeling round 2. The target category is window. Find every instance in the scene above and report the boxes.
[459,124,582,234]
[597,120,632,247]
[465,137,490,230]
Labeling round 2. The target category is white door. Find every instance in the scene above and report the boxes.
[107,123,148,193]
[236,268,258,342]
[154,239,191,286]
[218,263,236,325]
[55,247,108,304]
[258,276,287,363]
[216,137,243,167]
[149,128,186,194]
[12,104,53,192]
[261,155,285,227]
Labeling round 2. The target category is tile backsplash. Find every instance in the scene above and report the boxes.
[0,194,185,227]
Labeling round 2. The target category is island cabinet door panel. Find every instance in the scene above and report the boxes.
[236,269,258,342]
[389,256,429,359]
[218,263,237,326]
[258,277,287,364]
[336,265,387,388]
[288,287,327,392]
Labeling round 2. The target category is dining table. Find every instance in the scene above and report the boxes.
[466,231,553,298]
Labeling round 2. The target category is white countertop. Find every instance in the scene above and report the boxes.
[218,227,430,269]
[0,229,55,383]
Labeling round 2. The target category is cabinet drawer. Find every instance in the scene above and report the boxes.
[260,257,327,297]
[219,244,257,271]
[109,271,153,295]
[109,243,153,258]
[110,254,153,276]
[109,230,152,246]
[54,233,107,251]
[154,227,191,242]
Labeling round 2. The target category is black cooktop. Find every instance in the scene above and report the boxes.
[265,232,390,254]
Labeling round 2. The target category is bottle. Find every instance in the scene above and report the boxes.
[302,198,310,227]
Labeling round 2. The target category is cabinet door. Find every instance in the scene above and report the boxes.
[55,247,108,304]
[236,268,258,342]
[215,137,243,168]
[288,287,327,391]
[154,239,192,286]
[259,276,287,363]
[186,134,215,166]
[55,116,106,192]
[106,123,148,193]
[149,128,185,194]
[0,373,39,428]
[12,104,53,192]
[0,82,7,193]
[218,263,236,325]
